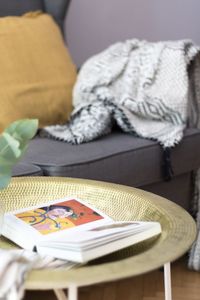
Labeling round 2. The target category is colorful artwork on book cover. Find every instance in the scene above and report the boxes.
[15,199,104,235]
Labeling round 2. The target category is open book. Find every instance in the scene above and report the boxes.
[2,197,161,263]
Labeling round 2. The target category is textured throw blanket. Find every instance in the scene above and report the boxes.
[0,249,77,300]
[42,39,200,270]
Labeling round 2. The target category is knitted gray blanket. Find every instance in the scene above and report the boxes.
[42,39,200,270]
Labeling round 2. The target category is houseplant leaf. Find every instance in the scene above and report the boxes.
[0,172,12,189]
[5,119,38,142]
[0,119,38,190]
[0,132,21,161]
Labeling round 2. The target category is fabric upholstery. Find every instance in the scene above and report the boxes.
[142,172,193,210]
[0,0,44,16]
[0,0,70,30]
[44,0,71,30]
[22,128,200,187]
[12,163,43,177]
[0,13,76,132]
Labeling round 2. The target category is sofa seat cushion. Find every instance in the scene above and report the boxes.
[12,163,43,177]
[22,128,200,187]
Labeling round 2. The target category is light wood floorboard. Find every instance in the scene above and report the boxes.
[25,256,200,300]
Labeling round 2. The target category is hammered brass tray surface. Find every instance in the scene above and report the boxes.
[0,177,196,290]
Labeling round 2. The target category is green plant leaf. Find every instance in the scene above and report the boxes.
[0,133,21,161]
[0,172,12,189]
[0,118,38,190]
[0,132,19,153]
[0,165,12,174]
[18,144,28,159]
[5,119,38,141]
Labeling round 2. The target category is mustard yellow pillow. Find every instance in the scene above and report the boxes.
[0,12,77,132]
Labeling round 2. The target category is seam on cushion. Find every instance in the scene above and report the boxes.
[33,163,164,187]
[33,143,160,167]
[34,129,200,167]
[34,156,200,186]
[37,165,199,187]
[28,129,200,168]
[35,148,160,179]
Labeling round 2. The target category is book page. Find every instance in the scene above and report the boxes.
[47,221,157,245]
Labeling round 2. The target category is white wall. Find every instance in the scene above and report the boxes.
[65,0,200,66]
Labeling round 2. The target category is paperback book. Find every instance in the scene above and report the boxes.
[2,197,161,263]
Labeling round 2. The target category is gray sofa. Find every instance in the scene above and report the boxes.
[4,0,200,212]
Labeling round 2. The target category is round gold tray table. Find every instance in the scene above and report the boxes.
[0,177,196,300]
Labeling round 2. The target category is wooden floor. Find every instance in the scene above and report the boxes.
[25,256,200,300]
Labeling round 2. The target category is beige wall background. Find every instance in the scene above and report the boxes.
[65,0,200,67]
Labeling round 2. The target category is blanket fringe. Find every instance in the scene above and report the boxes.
[162,147,174,181]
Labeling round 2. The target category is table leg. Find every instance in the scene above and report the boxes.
[54,289,68,300]
[68,285,78,300]
[54,285,78,300]
[53,264,171,300]
[164,262,172,300]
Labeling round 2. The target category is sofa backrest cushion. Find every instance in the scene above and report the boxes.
[44,0,71,31]
[0,0,44,16]
[0,0,70,31]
